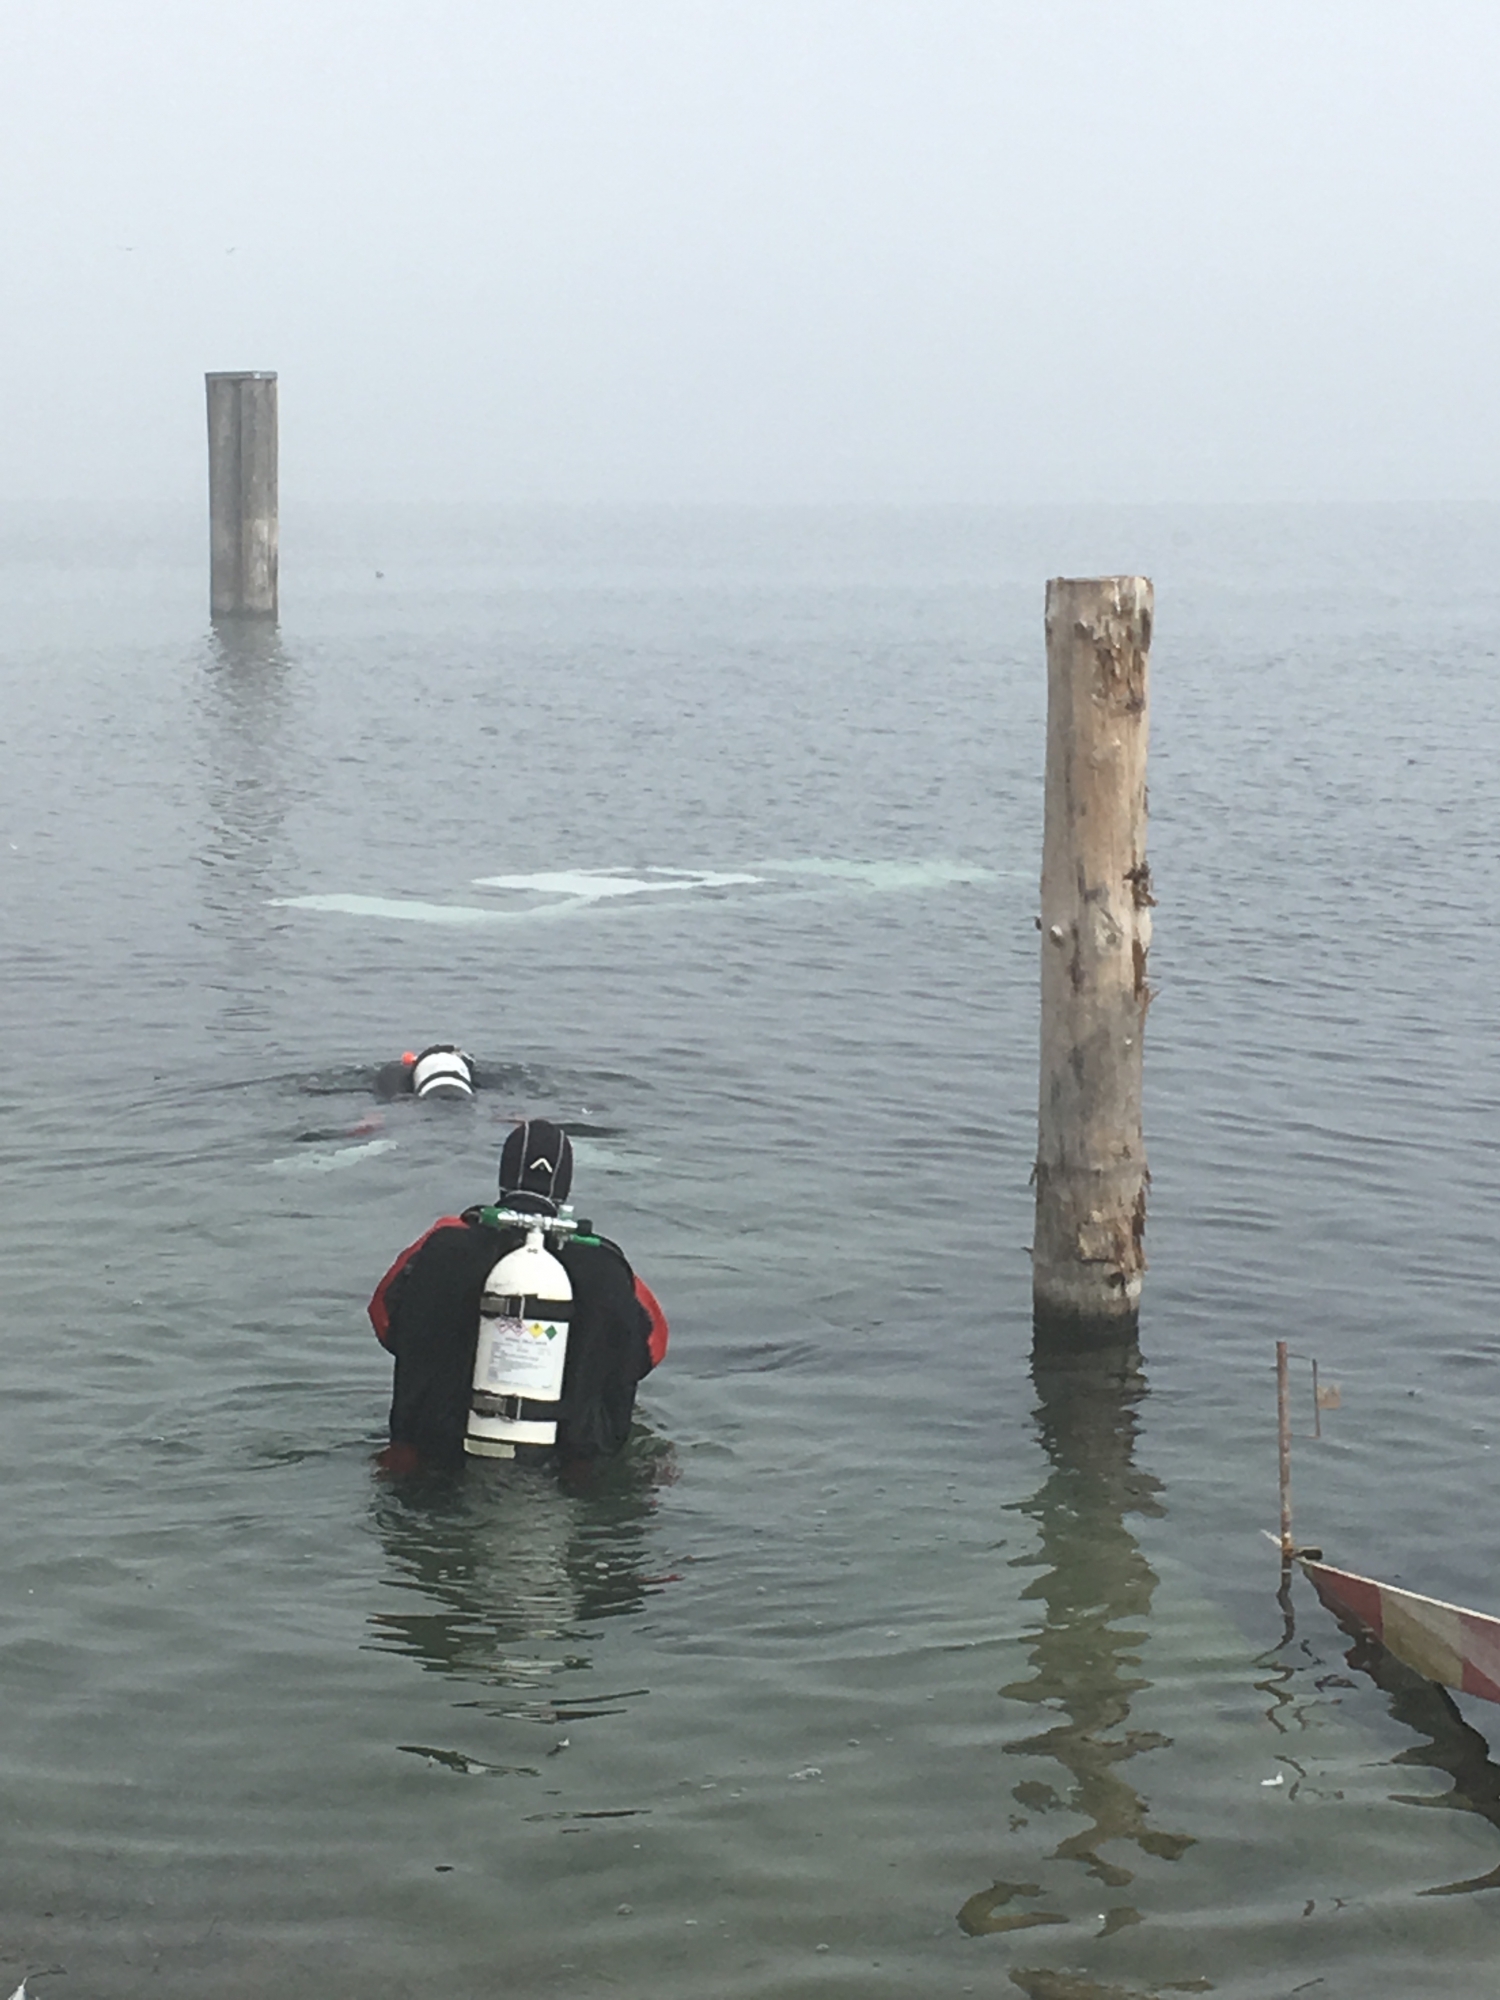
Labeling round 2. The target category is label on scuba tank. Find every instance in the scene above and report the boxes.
[479,1315,566,1395]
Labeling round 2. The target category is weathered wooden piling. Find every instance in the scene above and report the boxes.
[206,371,278,619]
[1033,576,1153,1350]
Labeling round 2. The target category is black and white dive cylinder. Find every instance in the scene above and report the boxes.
[464,1225,573,1457]
[412,1045,475,1100]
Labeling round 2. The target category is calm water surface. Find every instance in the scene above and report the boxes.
[4,504,1500,1997]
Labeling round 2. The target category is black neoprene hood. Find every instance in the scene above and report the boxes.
[498,1118,575,1204]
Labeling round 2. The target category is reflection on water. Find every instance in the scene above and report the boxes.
[366,1427,678,1723]
[1006,1975,1211,2000]
[195,621,297,1045]
[1298,1593,1500,1897]
[198,620,293,892]
[960,1346,1193,1961]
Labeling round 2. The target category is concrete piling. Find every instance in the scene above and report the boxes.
[1033,576,1154,1351]
[206,371,278,619]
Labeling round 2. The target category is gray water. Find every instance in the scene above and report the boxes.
[5,503,1500,1998]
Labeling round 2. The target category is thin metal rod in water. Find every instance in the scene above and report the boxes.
[1277,1339,1293,1559]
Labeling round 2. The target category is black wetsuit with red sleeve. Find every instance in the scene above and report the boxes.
[369,1208,668,1470]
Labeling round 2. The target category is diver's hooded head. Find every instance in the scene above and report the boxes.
[498,1118,574,1215]
[411,1044,475,1101]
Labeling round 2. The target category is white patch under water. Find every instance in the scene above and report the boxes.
[569,1136,662,1174]
[272,858,999,927]
[270,895,534,926]
[756,857,999,889]
[471,867,763,900]
[265,1138,398,1174]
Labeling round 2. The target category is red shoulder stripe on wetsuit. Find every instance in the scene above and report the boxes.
[635,1275,669,1369]
[367,1216,468,1349]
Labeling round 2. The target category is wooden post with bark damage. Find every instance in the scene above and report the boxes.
[206,371,278,619]
[1033,576,1154,1350]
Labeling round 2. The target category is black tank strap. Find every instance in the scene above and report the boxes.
[470,1391,561,1424]
[479,1293,573,1320]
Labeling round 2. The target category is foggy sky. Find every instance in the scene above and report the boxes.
[4,0,1497,504]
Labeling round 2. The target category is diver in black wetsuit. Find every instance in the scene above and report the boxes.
[368,1119,668,1471]
[293,1044,490,1145]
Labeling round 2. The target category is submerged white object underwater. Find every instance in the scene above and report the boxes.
[272,858,1001,927]
[266,1138,398,1174]
[756,857,998,888]
[569,1136,661,1174]
[271,894,522,926]
[471,867,762,899]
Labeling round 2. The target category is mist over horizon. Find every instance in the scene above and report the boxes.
[5,0,1497,508]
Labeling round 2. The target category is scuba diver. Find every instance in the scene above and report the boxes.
[368,1118,668,1472]
[292,1045,558,1154]
[373,1044,478,1102]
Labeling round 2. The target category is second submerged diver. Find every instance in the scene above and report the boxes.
[368,1118,668,1471]
[373,1044,477,1102]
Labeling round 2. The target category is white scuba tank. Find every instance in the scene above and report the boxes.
[411,1045,474,1100]
[465,1225,573,1457]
